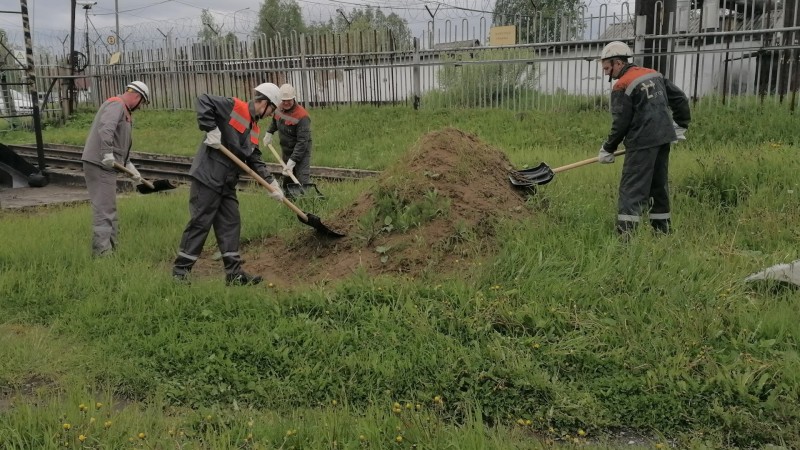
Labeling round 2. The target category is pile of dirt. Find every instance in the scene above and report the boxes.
[195,128,532,286]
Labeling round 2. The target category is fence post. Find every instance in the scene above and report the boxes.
[412,37,420,110]
[634,15,646,67]
[300,33,307,104]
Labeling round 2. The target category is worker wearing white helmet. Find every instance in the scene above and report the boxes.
[596,41,691,238]
[80,80,151,256]
[263,83,313,195]
[172,82,284,286]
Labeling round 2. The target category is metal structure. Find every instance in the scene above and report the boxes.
[2,0,799,121]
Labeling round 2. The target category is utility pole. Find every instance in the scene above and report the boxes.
[115,0,120,53]
[69,0,76,114]
[78,2,96,64]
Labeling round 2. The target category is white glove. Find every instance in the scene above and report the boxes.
[598,146,615,164]
[282,159,296,177]
[204,127,222,149]
[268,180,285,202]
[262,132,273,146]
[672,122,687,143]
[101,152,115,168]
[125,161,143,183]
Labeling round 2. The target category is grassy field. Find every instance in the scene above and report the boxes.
[1,103,799,449]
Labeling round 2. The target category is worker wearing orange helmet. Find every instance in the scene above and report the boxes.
[597,41,691,237]
[262,83,313,194]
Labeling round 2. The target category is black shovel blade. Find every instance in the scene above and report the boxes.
[136,179,177,194]
[516,162,549,176]
[508,173,535,187]
[515,166,555,185]
[298,211,346,238]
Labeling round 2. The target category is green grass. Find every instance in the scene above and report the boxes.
[1,104,799,449]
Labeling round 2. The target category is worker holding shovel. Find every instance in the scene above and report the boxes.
[262,83,313,196]
[80,81,151,257]
[597,41,691,238]
[171,83,285,286]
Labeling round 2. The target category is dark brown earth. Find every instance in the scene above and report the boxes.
[194,128,532,287]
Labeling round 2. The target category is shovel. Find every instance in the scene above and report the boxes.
[512,149,626,185]
[217,144,345,238]
[113,162,177,194]
[265,143,325,198]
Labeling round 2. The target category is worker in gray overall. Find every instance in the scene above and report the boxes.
[597,41,691,238]
[80,81,150,257]
[172,83,284,286]
[262,83,312,189]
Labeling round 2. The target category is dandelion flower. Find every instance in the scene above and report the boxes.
[78,403,87,412]
[103,420,112,429]
[138,432,146,440]
[78,434,87,442]
[62,423,71,431]
[395,435,404,443]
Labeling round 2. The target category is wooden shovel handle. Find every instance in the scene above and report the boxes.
[113,162,155,189]
[266,143,303,186]
[216,144,308,221]
[553,149,626,174]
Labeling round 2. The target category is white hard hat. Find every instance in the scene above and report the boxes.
[599,41,633,61]
[279,83,296,100]
[254,82,281,106]
[126,81,150,104]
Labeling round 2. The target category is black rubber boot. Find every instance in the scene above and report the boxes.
[225,271,263,286]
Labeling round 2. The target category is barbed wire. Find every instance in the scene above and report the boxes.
[0,0,635,53]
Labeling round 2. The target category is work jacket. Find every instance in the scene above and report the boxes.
[267,101,312,162]
[189,94,275,191]
[81,96,132,168]
[603,64,691,151]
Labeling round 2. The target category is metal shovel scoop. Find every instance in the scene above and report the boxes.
[266,143,325,199]
[218,144,345,238]
[113,162,177,194]
[512,149,626,185]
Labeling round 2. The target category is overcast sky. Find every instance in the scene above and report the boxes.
[0,0,504,46]
[1,0,628,51]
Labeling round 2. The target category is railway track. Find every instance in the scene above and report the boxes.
[7,143,378,185]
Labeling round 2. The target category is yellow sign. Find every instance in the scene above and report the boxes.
[489,26,516,46]
[107,35,116,45]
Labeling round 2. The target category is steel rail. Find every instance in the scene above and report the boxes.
[7,144,378,183]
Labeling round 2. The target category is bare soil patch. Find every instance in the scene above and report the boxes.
[194,128,531,287]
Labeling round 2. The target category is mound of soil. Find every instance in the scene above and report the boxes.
[195,128,532,286]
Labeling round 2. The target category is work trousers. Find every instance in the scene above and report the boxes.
[282,145,312,186]
[616,143,671,234]
[172,180,244,277]
[83,162,118,256]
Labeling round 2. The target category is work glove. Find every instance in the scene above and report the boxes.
[268,180,285,203]
[598,146,615,164]
[204,127,222,149]
[125,161,143,184]
[282,159,297,177]
[101,152,115,168]
[262,132,273,146]
[672,122,687,143]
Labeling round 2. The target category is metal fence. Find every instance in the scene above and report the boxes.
[7,0,800,120]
